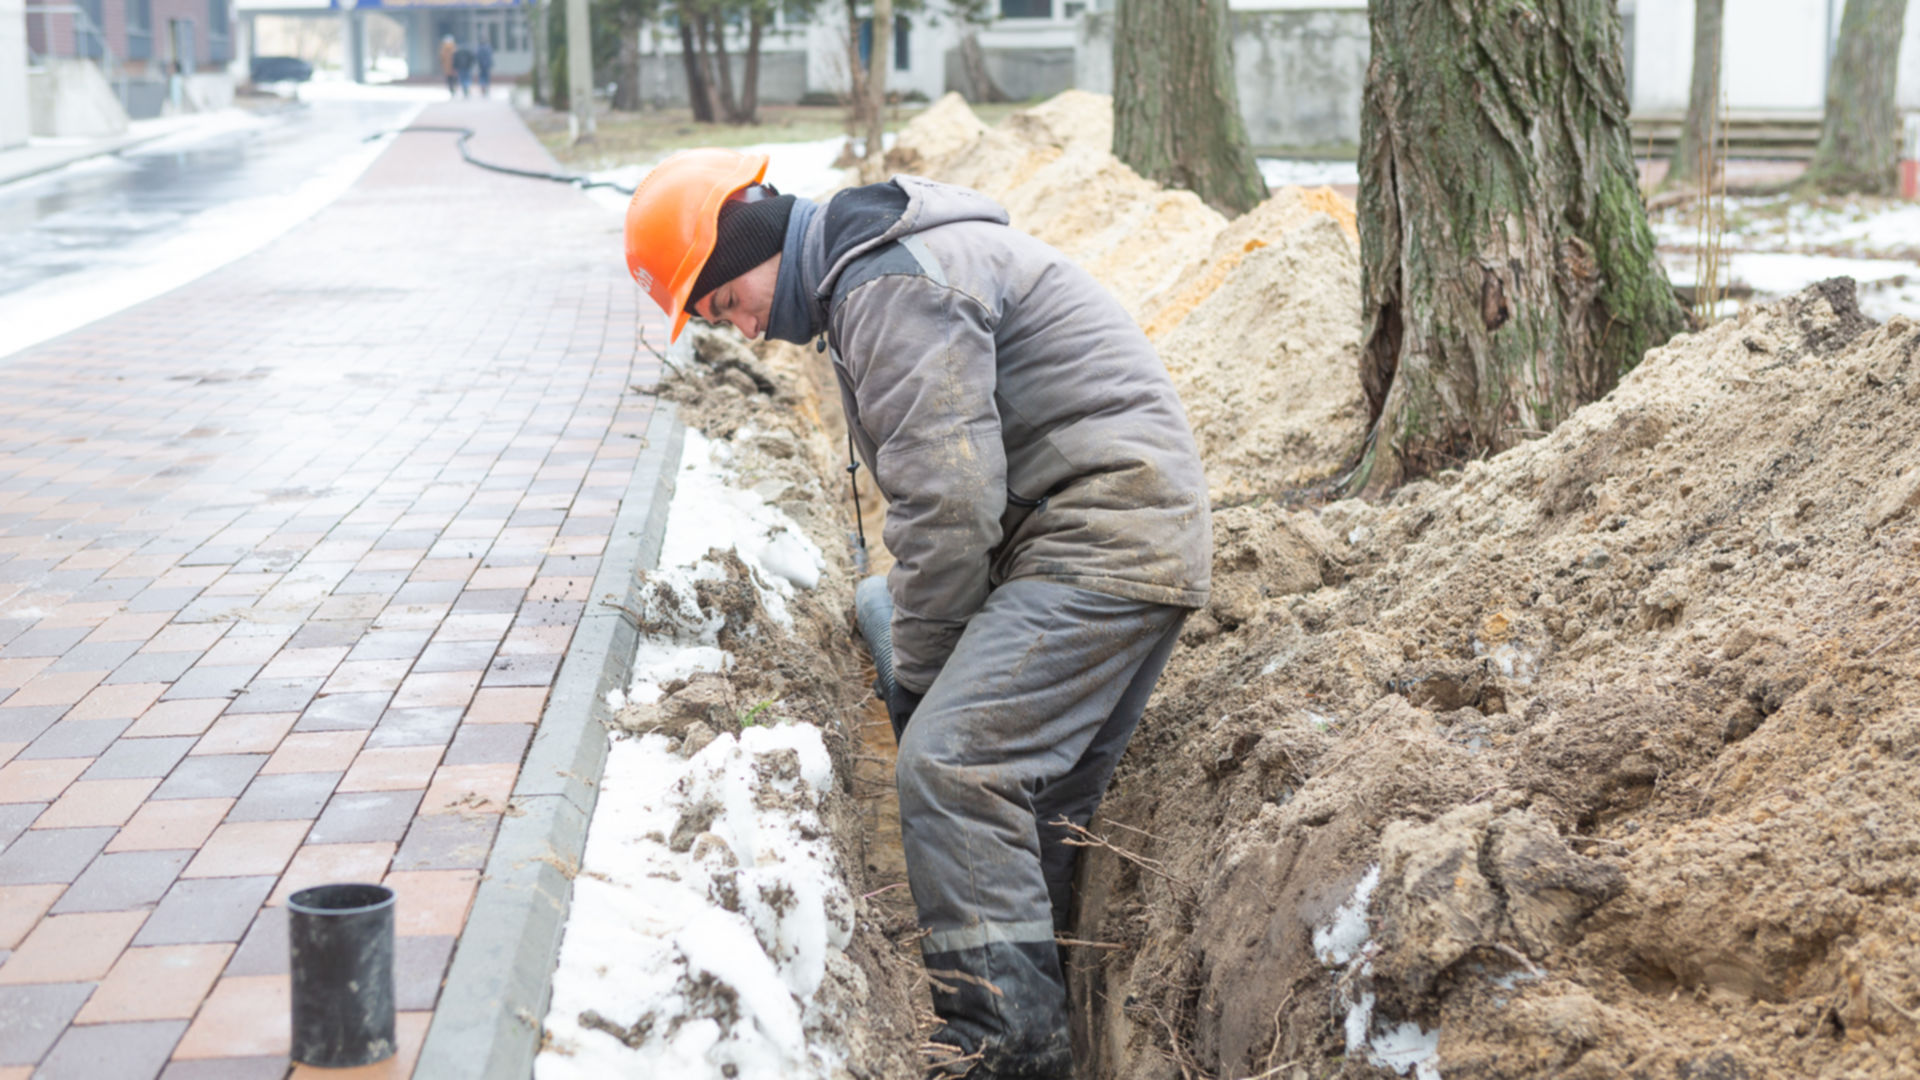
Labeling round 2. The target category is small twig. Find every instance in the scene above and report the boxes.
[925,968,1004,997]
[861,882,909,901]
[1491,942,1543,978]
[1871,981,1920,1023]
[1102,818,1170,844]
[1054,936,1127,951]
[1053,816,1191,892]
[1865,612,1920,658]
[638,323,684,377]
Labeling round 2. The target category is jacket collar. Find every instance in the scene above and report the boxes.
[766,197,825,345]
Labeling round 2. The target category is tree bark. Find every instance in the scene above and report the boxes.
[707,10,743,122]
[614,15,642,111]
[1667,0,1723,187]
[866,0,892,167]
[679,7,715,123]
[1112,0,1267,217]
[530,0,550,105]
[1355,0,1688,492]
[958,30,1006,103]
[737,9,764,124]
[1805,0,1910,194]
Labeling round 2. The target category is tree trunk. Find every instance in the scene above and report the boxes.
[530,0,550,105]
[1112,0,1267,217]
[1667,0,1723,187]
[1805,0,1910,194]
[708,11,742,122]
[1355,0,1688,492]
[958,30,1006,104]
[679,8,714,123]
[614,16,641,111]
[737,11,764,124]
[846,1,872,145]
[865,0,892,167]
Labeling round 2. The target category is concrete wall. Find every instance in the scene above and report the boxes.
[28,57,131,136]
[1,0,29,150]
[630,50,808,109]
[943,45,1074,103]
[1076,6,1367,153]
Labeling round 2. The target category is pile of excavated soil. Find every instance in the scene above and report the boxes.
[1069,280,1920,1080]
[884,93,1366,501]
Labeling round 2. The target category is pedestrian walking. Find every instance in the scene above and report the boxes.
[438,35,457,98]
[476,37,494,97]
[452,40,475,98]
[622,149,1211,1080]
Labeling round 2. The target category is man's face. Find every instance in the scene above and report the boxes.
[692,254,781,341]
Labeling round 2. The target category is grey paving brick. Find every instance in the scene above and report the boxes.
[158,1057,293,1080]
[225,771,342,822]
[121,587,204,614]
[160,664,259,701]
[308,789,424,844]
[393,580,464,605]
[394,812,499,871]
[345,628,430,662]
[0,626,91,657]
[222,904,287,977]
[69,576,153,602]
[0,705,64,744]
[443,722,534,766]
[293,692,390,732]
[539,555,599,577]
[225,676,324,715]
[482,652,562,688]
[453,589,524,615]
[413,640,497,674]
[50,850,192,913]
[20,717,135,760]
[45,640,143,672]
[335,570,408,596]
[0,802,46,851]
[285,619,370,649]
[103,650,202,686]
[0,826,114,884]
[81,735,197,779]
[151,754,267,800]
[363,706,462,749]
[36,1018,188,1080]
[0,982,96,1066]
[395,933,457,1011]
[132,875,276,945]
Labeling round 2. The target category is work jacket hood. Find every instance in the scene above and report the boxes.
[771,176,1009,344]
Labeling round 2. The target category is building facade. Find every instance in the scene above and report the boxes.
[22,0,235,125]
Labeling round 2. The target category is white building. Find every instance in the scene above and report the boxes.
[1,0,28,148]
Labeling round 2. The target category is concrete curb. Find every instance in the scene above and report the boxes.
[415,396,686,1080]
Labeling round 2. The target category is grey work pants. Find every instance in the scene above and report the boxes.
[896,579,1186,1071]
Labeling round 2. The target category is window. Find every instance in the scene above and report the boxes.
[127,0,152,60]
[1000,0,1051,18]
[206,0,231,63]
[76,0,103,59]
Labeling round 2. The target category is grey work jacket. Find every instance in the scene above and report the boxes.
[787,176,1212,694]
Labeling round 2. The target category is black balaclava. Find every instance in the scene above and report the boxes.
[688,192,796,308]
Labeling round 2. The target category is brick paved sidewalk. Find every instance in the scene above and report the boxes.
[0,98,661,1079]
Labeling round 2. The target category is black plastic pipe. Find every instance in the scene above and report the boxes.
[288,882,397,1068]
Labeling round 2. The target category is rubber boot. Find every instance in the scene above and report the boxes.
[922,940,1073,1079]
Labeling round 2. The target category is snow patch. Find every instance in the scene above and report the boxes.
[1316,864,1444,1079]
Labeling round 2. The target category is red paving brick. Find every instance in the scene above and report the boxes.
[0,96,662,1076]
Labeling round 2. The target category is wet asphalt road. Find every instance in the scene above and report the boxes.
[0,95,423,300]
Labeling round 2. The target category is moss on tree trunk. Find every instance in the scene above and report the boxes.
[1112,0,1268,218]
[1355,0,1687,491]
[1805,0,1910,195]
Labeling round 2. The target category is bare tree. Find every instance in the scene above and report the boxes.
[1112,0,1267,217]
[865,0,892,167]
[949,0,1006,104]
[1354,0,1686,491]
[1667,0,1723,187]
[1805,0,1911,194]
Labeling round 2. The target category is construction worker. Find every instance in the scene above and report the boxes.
[623,149,1211,1080]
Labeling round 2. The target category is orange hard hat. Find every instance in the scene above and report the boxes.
[625,148,769,342]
